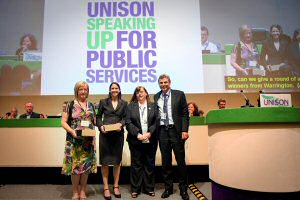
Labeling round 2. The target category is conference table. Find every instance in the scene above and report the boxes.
[206,107,300,197]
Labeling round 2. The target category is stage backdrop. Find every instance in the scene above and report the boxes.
[1,0,300,96]
[41,0,203,95]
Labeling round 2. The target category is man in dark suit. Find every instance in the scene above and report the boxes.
[19,102,41,118]
[154,74,190,200]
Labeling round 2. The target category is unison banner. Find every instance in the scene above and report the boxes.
[260,93,292,107]
[42,0,202,95]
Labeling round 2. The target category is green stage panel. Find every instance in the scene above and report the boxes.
[206,107,300,124]
[0,118,62,127]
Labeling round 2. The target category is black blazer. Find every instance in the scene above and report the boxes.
[288,42,300,69]
[96,98,127,133]
[19,112,41,119]
[125,101,157,145]
[154,89,189,139]
[260,39,290,67]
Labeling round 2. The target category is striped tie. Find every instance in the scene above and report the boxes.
[163,93,169,126]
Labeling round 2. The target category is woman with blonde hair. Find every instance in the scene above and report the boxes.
[231,25,260,76]
[61,81,97,200]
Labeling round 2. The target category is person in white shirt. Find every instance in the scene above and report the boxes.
[201,26,219,53]
[125,86,158,198]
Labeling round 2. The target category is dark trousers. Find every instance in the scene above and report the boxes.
[129,142,155,193]
[159,127,188,191]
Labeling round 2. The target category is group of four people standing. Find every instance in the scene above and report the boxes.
[61,74,190,200]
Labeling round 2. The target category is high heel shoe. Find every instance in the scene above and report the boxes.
[146,191,155,197]
[113,186,121,198]
[131,192,138,198]
[79,196,87,200]
[103,188,111,200]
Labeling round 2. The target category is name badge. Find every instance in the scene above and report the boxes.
[249,60,257,67]
[81,120,90,127]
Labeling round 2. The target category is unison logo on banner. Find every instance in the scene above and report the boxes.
[260,94,292,107]
[23,51,42,61]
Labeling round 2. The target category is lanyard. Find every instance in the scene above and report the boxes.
[139,104,147,124]
[78,101,88,111]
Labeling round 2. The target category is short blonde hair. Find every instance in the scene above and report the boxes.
[239,25,252,41]
[74,81,89,100]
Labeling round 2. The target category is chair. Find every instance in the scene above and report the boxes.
[251,28,269,44]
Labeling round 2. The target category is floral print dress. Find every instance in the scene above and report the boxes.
[234,41,260,69]
[62,100,97,175]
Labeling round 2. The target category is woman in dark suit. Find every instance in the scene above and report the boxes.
[125,86,158,198]
[260,24,291,76]
[96,82,127,200]
[288,28,300,76]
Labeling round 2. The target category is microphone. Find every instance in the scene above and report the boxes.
[240,90,252,107]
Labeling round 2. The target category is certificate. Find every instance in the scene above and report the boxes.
[104,123,121,132]
[82,128,96,137]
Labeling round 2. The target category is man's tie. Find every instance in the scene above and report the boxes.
[163,93,169,126]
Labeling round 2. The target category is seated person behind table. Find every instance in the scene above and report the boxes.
[19,102,42,118]
[3,112,11,119]
[8,107,20,119]
[217,98,226,109]
[288,28,300,76]
[15,34,38,56]
[260,24,291,76]
[57,101,68,116]
[188,102,200,117]
[201,26,220,53]
[231,25,261,76]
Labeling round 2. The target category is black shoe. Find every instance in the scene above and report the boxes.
[103,188,112,200]
[161,189,173,198]
[131,192,139,198]
[180,190,189,200]
[113,186,121,198]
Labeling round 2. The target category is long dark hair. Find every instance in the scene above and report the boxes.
[269,24,282,39]
[130,86,150,103]
[292,28,300,42]
[19,34,38,50]
[188,102,199,116]
[108,82,122,99]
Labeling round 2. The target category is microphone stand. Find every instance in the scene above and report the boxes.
[240,90,254,107]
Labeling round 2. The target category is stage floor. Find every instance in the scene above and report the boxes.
[0,182,212,200]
